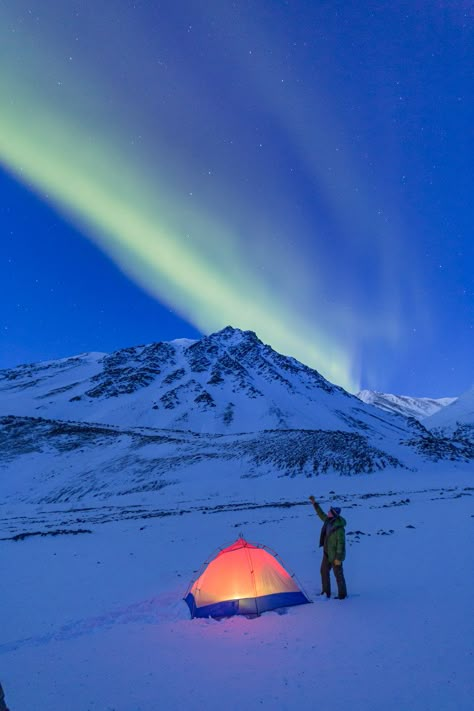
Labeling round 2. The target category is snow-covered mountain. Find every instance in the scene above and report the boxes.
[1,327,472,504]
[357,389,456,420]
[423,385,474,441]
[0,326,416,436]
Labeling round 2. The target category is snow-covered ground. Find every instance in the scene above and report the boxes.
[1,468,473,711]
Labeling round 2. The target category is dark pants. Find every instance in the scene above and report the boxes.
[321,553,347,598]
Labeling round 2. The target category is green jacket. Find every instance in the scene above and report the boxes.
[312,502,346,563]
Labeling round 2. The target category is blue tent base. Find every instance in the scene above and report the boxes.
[185,590,310,619]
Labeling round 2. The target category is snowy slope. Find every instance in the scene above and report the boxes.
[423,385,474,440]
[0,414,410,504]
[357,389,456,420]
[2,414,473,505]
[0,327,421,436]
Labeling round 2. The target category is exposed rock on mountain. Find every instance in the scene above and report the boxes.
[1,327,408,436]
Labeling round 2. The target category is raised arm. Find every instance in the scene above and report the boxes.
[309,495,328,522]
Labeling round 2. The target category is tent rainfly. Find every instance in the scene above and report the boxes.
[184,536,311,618]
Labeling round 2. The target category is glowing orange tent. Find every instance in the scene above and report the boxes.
[184,536,310,618]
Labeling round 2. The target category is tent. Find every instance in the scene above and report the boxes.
[184,536,310,618]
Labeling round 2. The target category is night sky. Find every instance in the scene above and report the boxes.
[1,1,473,396]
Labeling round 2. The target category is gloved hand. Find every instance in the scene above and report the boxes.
[309,495,316,503]
[333,559,342,566]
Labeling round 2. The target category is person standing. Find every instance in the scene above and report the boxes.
[309,495,347,599]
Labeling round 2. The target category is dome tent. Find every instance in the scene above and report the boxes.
[184,535,311,618]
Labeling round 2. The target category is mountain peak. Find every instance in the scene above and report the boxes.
[211,325,260,344]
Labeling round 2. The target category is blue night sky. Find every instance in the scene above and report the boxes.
[0,1,473,397]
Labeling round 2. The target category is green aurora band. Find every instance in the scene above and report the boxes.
[0,3,422,392]
[0,88,357,390]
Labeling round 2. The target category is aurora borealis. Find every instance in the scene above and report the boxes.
[1,1,473,395]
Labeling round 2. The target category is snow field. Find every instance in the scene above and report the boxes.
[1,471,473,710]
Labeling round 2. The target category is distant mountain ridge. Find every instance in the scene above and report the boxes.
[423,385,474,442]
[357,390,457,421]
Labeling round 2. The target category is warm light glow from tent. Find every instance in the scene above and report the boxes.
[185,537,310,618]
[190,542,299,608]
